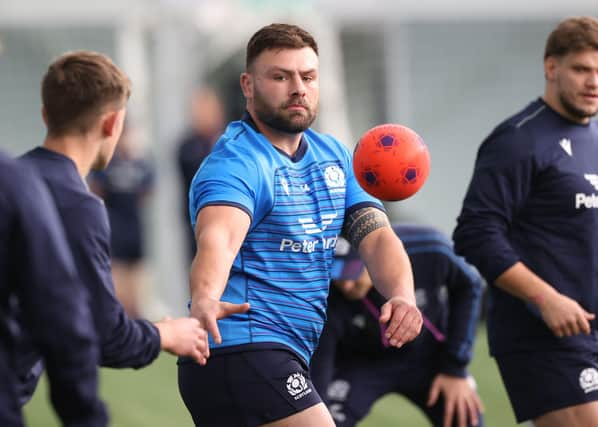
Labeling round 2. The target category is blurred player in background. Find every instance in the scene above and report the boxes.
[0,152,107,427]
[89,122,155,318]
[177,23,422,427]
[17,50,250,404]
[453,16,598,426]
[176,87,226,263]
[311,224,484,427]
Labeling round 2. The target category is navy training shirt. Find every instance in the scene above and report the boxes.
[453,98,598,356]
[311,224,483,393]
[20,147,161,368]
[89,151,154,261]
[0,152,106,427]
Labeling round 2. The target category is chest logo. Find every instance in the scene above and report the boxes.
[559,138,572,156]
[280,177,290,196]
[299,213,338,234]
[324,166,346,188]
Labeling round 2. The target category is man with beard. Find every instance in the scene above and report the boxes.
[178,23,422,427]
[17,51,250,404]
[453,17,598,426]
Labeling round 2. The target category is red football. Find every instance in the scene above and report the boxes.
[353,124,430,201]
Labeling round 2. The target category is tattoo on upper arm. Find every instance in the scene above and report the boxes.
[342,207,389,249]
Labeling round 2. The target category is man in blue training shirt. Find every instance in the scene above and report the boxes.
[17,50,249,404]
[453,17,598,426]
[311,225,484,427]
[178,23,422,427]
[0,152,107,427]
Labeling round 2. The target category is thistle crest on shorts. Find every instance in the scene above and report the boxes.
[579,368,598,393]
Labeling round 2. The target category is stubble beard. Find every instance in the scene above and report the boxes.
[559,91,598,122]
[253,92,317,134]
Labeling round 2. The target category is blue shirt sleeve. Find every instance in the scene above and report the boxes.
[342,142,384,211]
[189,142,263,229]
[453,126,535,283]
[64,198,161,369]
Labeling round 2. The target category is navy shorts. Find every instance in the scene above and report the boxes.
[178,348,323,427]
[322,360,483,427]
[496,348,598,422]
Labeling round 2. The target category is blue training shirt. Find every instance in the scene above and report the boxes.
[189,114,383,363]
[454,98,598,356]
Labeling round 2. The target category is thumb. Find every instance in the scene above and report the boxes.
[427,379,440,407]
[217,302,251,319]
[379,302,391,324]
[584,310,595,320]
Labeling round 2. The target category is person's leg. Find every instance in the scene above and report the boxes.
[318,362,399,427]
[111,261,144,318]
[534,401,598,427]
[260,403,334,427]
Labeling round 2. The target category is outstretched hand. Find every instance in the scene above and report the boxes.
[154,317,209,365]
[191,297,251,345]
[378,296,422,348]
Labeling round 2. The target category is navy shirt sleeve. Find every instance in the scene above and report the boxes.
[309,292,349,401]
[439,250,484,377]
[453,126,535,283]
[63,198,161,368]
[0,158,107,426]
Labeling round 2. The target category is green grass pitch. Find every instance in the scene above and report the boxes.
[24,325,518,426]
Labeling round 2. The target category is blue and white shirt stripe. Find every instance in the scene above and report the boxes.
[189,115,382,363]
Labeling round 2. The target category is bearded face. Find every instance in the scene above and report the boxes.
[243,47,320,134]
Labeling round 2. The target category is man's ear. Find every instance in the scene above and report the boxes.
[101,109,124,137]
[240,72,253,99]
[41,106,48,126]
[544,56,558,81]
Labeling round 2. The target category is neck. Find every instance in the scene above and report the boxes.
[43,133,99,177]
[248,111,303,156]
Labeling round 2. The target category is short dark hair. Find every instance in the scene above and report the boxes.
[42,50,131,136]
[245,23,318,70]
[544,16,598,59]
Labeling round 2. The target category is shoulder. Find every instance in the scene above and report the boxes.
[477,100,549,167]
[0,156,54,212]
[394,224,452,252]
[209,122,264,162]
[0,155,30,210]
[60,190,109,236]
[305,129,351,155]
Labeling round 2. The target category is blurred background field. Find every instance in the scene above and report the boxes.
[2,0,597,319]
[24,325,518,427]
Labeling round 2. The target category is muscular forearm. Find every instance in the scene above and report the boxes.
[189,236,234,301]
[494,261,557,306]
[360,227,415,302]
[189,206,250,301]
[342,207,414,302]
